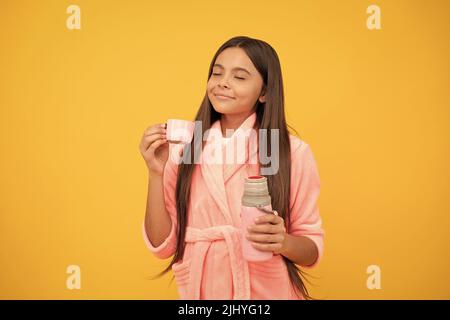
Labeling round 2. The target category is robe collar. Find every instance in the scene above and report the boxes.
[200,112,259,224]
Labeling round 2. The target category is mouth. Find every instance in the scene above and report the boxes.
[214,93,235,100]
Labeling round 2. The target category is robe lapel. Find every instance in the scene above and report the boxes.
[200,112,258,224]
[200,119,232,224]
[223,112,258,184]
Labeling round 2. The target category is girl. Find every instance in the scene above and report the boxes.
[139,36,324,300]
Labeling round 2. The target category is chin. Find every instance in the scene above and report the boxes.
[211,101,235,114]
[212,105,231,114]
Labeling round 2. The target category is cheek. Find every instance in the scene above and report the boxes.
[234,84,257,101]
[206,80,215,96]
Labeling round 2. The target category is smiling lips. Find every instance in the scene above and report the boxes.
[214,93,235,99]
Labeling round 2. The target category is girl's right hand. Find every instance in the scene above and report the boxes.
[139,123,169,177]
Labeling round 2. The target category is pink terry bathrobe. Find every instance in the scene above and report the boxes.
[143,112,324,300]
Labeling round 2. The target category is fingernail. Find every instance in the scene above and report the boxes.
[254,217,259,223]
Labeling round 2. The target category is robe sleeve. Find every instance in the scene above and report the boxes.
[288,140,325,269]
[142,145,180,259]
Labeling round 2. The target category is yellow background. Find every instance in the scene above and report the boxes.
[1,0,449,299]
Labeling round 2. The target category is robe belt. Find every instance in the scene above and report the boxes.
[184,225,250,299]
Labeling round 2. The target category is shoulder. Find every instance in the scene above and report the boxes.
[288,133,320,178]
[288,134,309,156]
[288,134,319,172]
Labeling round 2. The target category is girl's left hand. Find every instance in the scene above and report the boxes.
[246,212,287,254]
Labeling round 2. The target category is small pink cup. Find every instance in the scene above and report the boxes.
[166,119,195,144]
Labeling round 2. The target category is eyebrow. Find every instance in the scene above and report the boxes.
[213,64,251,75]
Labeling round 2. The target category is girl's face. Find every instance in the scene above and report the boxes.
[207,47,266,116]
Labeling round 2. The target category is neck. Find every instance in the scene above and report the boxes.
[220,111,254,138]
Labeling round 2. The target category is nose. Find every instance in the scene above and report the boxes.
[218,76,230,88]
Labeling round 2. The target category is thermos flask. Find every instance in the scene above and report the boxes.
[240,175,275,262]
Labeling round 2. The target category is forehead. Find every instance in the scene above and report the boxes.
[214,47,256,72]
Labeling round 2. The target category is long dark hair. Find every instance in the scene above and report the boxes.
[154,36,315,299]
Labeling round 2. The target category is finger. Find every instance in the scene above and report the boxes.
[254,214,274,224]
[144,127,166,137]
[251,242,283,252]
[246,233,284,244]
[147,137,168,154]
[254,214,283,225]
[256,207,276,214]
[253,224,285,235]
[247,223,279,234]
[141,133,166,151]
[144,124,167,136]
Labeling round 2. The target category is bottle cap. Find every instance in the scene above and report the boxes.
[242,175,271,207]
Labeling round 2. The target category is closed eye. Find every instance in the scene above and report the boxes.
[212,73,245,80]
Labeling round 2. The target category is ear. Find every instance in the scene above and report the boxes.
[259,86,266,103]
